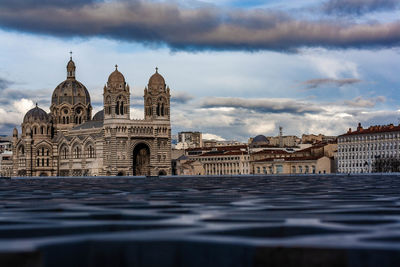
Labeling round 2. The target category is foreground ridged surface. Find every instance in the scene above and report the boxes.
[0,175,399,267]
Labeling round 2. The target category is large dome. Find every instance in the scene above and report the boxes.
[148,68,165,86]
[51,57,91,106]
[252,135,268,144]
[108,65,125,84]
[51,79,91,106]
[23,105,50,123]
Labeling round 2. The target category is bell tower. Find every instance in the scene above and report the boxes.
[144,67,170,121]
[104,65,130,120]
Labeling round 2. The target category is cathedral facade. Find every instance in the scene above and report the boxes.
[12,57,172,177]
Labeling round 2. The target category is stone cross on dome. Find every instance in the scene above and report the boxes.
[69,51,72,59]
[156,67,158,73]
[115,64,118,70]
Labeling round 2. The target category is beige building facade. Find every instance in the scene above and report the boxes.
[197,151,251,175]
[12,57,172,177]
[251,143,337,175]
[253,156,334,175]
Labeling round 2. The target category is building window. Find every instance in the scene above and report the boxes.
[87,145,95,158]
[74,146,81,159]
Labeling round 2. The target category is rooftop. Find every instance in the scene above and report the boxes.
[340,123,400,137]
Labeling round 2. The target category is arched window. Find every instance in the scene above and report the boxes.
[40,126,44,134]
[37,158,40,167]
[116,101,120,115]
[157,103,160,116]
[161,103,164,116]
[19,146,25,155]
[74,146,81,159]
[61,146,68,159]
[86,145,95,158]
[120,101,124,115]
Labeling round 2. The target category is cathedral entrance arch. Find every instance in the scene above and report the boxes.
[133,143,150,176]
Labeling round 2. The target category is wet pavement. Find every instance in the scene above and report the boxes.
[0,175,399,267]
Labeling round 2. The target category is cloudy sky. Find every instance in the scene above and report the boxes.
[1,0,400,141]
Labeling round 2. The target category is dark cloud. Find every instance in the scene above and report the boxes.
[171,91,194,104]
[0,77,49,105]
[344,96,386,108]
[0,88,50,106]
[1,1,400,51]
[0,77,12,91]
[301,78,362,89]
[323,0,400,16]
[0,123,16,136]
[201,97,324,114]
[0,0,98,9]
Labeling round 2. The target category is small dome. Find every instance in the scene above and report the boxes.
[13,127,18,137]
[252,135,268,144]
[93,109,104,121]
[108,65,125,84]
[23,105,50,123]
[148,67,165,86]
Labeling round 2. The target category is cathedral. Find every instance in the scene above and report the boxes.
[11,56,172,177]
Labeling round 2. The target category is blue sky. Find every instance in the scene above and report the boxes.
[1,0,400,141]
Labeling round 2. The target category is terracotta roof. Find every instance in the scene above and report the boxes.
[340,123,400,137]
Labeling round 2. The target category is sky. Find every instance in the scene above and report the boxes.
[1,0,400,142]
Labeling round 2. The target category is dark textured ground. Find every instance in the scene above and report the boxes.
[0,175,400,267]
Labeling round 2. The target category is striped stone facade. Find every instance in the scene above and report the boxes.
[12,57,171,177]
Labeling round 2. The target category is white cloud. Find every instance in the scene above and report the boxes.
[202,133,225,141]
[242,118,276,136]
[12,98,35,114]
[304,52,360,79]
